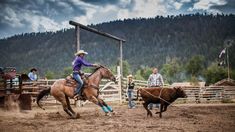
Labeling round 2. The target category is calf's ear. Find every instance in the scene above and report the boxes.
[175,87,182,92]
[179,87,184,91]
[177,86,182,90]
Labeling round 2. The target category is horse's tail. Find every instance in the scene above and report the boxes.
[37,87,51,110]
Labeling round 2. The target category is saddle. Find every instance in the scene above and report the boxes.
[65,73,89,97]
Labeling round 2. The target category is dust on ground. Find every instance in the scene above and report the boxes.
[0,104,235,132]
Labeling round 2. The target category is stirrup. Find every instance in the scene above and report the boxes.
[74,94,81,101]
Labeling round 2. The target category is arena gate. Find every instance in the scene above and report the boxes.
[69,21,125,76]
[0,67,33,110]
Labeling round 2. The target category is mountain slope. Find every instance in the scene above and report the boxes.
[0,14,235,75]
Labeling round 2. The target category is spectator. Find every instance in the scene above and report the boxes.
[147,68,164,110]
[127,74,136,109]
[148,68,164,87]
[28,68,38,81]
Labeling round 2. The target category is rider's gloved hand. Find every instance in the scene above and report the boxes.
[93,64,100,67]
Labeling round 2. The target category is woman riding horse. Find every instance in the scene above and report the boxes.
[37,64,117,118]
[72,50,99,100]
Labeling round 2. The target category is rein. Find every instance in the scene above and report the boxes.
[90,84,99,90]
[83,66,112,95]
[85,67,104,94]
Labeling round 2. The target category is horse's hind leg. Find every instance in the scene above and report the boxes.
[54,93,77,119]
[61,99,73,117]
[65,95,80,118]
[65,95,75,114]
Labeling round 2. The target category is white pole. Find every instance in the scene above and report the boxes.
[75,26,80,52]
[227,47,230,80]
[119,41,123,76]
[75,25,81,107]
[117,66,122,104]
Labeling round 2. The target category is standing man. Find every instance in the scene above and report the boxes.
[148,68,164,87]
[147,68,164,110]
[127,74,136,109]
[28,68,38,81]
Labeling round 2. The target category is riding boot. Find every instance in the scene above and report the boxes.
[74,90,82,100]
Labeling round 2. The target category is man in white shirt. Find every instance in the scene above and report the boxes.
[148,68,164,87]
[28,68,38,81]
[147,68,164,110]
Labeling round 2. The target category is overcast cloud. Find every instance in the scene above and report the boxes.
[0,0,234,39]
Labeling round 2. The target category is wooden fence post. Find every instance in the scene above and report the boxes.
[117,66,122,104]
[75,26,80,52]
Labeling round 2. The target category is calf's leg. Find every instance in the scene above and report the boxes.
[155,104,168,114]
[143,102,152,117]
[159,104,164,118]
[163,105,168,112]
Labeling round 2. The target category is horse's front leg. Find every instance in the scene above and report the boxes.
[97,97,116,116]
[88,96,110,116]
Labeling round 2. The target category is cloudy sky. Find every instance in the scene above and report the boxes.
[0,0,234,39]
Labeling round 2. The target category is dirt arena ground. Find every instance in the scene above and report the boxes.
[0,103,235,132]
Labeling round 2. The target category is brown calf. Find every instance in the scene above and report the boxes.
[137,87,187,118]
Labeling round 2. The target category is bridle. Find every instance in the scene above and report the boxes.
[86,65,114,93]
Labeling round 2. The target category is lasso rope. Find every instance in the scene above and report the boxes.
[140,87,173,106]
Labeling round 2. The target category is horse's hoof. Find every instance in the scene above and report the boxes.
[71,113,80,119]
[76,113,81,118]
[112,111,117,115]
[105,112,112,117]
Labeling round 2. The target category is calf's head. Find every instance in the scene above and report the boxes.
[174,87,187,98]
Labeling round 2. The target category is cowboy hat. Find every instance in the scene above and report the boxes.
[30,68,37,72]
[127,74,133,78]
[74,50,88,56]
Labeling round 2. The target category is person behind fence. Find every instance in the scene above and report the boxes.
[72,50,99,99]
[28,68,38,81]
[127,74,136,109]
[147,68,164,110]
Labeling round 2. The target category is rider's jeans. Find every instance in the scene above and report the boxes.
[73,72,83,95]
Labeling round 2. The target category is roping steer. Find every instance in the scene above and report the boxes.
[137,87,187,118]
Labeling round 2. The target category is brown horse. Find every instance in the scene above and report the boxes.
[36,66,116,118]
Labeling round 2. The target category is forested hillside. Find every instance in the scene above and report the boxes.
[0,14,235,79]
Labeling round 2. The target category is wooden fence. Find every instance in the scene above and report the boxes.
[21,77,121,106]
[121,78,235,103]
[21,78,235,106]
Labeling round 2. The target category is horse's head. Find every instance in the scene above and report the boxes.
[98,65,117,83]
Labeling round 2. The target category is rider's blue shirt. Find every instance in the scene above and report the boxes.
[72,56,93,71]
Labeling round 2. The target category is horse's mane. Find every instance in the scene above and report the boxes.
[88,66,102,77]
